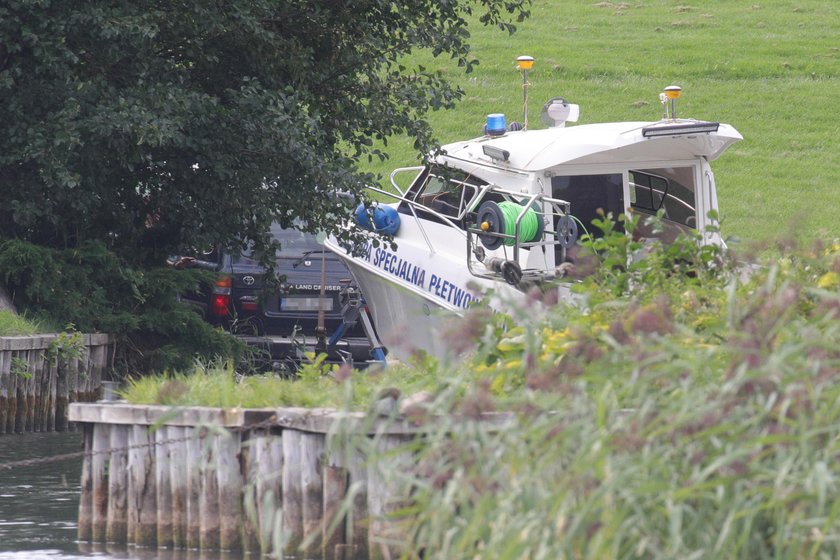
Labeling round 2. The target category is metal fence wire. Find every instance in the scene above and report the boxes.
[0,416,278,471]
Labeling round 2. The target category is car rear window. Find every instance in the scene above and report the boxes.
[233,224,323,265]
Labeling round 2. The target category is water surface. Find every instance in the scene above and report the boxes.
[0,431,83,558]
[0,432,247,560]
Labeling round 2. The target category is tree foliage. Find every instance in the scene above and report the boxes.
[0,1,529,371]
[0,237,245,374]
[0,0,530,263]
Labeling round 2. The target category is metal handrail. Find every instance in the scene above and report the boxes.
[375,173,574,286]
[365,184,468,255]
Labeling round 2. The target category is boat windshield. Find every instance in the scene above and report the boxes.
[399,167,488,226]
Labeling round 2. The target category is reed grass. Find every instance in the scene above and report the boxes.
[354,231,840,558]
[122,223,840,557]
[120,357,442,410]
[0,309,52,336]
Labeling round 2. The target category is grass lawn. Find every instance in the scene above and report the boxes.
[361,0,840,244]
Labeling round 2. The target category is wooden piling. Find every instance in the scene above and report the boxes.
[107,424,129,545]
[155,427,174,549]
[22,350,33,432]
[14,384,23,433]
[251,430,283,555]
[6,360,17,434]
[240,431,259,554]
[217,431,243,552]
[128,424,157,547]
[91,423,111,542]
[301,432,325,556]
[199,432,221,551]
[168,426,188,549]
[348,448,370,559]
[185,428,202,550]
[282,429,304,554]
[323,449,349,560]
[35,350,45,431]
[0,350,8,434]
[88,344,102,401]
[34,353,43,431]
[22,349,33,431]
[55,358,69,432]
[47,360,57,431]
[367,435,413,560]
[66,357,79,422]
[78,423,94,542]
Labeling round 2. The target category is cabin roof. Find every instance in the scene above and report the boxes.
[439,120,742,172]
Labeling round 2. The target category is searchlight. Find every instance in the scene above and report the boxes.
[540,97,580,128]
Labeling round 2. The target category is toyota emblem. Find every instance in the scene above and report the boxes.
[242,275,255,286]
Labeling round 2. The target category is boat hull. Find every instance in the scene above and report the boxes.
[339,256,456,361]
[325,212,522,362]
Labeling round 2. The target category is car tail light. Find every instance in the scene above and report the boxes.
[211,294,231,316]
[211,276,232,317]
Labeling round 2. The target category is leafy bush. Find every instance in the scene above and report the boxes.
[0,237,245,375]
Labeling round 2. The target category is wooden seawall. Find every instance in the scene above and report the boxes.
[70,402,507,559]
[0,334,112,434]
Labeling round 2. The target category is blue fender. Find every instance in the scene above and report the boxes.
[354,203,401,236]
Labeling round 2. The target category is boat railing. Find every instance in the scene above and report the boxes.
[376,173,576,287]
[366,184,468,256]
[388,166,424,198]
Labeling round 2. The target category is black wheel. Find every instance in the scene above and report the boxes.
[556,215,579,248]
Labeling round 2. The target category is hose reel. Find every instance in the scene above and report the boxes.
[476,200,544,250]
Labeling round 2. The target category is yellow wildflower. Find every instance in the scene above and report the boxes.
[817,271,840,290]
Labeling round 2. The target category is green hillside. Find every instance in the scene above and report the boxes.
[362,0,840,244]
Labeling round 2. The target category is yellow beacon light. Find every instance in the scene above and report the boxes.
[664,85,682,99]
[663,85,682,120]
[516,55,535,71]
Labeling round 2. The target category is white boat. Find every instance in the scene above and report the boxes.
[325,63,742,362]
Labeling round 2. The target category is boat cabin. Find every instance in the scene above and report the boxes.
[386,113,738,282]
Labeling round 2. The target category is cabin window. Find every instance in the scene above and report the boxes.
[630,168,697,228]
[399,167,485,226]
[551,173,624,238]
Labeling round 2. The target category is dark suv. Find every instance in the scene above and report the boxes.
[174,223,381,369]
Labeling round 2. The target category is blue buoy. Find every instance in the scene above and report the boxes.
[354,203,373,230]
[486,113,507,137]
[354,203,401,236]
